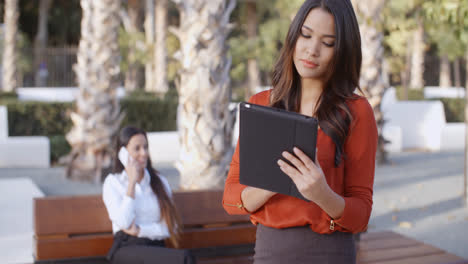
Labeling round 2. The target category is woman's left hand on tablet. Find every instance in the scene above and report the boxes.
[277,147,330,203]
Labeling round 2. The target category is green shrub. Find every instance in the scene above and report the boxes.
[0,92,18,100]
[437,98,464,123]
[49,135,71,164]
[120,93,178,131]
[1,93,179,163]
[394,86,425,100]
[1,100,74,136]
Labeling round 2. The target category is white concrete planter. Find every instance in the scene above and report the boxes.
[424,86,465,99]
[16,87,126,102]
[441,123,465,150]
[384,100,446,151]
[0,105,50,168]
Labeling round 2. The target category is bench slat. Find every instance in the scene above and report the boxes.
[178,224,256,249]
[359,236,420,251]
[34,191,250,236]
[34,195,112,236]
[35,224,256,261]
[358,244,444,263]
[198,255,253,264]
[368,253,464,264]
[360,231,401,241]
[173,190,250,226]
[34,234,113,260]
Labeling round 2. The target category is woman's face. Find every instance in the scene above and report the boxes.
[293,8,336,82]
[126,134,149,168]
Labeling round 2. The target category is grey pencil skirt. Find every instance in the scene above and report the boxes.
[253,224,356,264]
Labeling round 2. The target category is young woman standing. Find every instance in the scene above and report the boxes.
[223,0,378,263]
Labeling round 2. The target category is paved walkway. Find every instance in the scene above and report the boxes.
[0,151,467,263]
[0,178,44,264]
[369,150,468,259]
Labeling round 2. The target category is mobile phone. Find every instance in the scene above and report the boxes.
[118,147,130,168]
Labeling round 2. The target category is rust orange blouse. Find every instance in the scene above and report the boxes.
[222,90,378,234]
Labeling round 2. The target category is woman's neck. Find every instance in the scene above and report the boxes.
[137,169,145,183]
[300,78,324,116]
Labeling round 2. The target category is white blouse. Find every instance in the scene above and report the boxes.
[102,169,172,240]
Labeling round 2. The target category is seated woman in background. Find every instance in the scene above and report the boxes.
[103,126,194,264]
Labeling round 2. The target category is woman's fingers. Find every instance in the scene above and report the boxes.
[293,147,316,170]
[281,151,309,175]
[314,148,322,170]
[277,159,302,183]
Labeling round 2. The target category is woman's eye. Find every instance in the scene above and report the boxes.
[300,31,311,38]
[323,42,335,47]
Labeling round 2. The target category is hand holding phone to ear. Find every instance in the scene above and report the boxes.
[119,147,141,186]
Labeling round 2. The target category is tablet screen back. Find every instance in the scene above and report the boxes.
[239,102,318,201]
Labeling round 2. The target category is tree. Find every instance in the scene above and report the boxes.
[466,45,468,205]
[1,0,18,92]
[439,55,452,87]
[352,0,388,164]
[228,0,303,100]
[120,0,144,92]
[171,0,237,189]
[154,0,169,95]
[34,0,52,87]
[245,0,260,99]
[424,0,468,205]
[383,0,427,92]
[409,18,425,90]
[66,0,123,183]
[144,0,155,92]
[424,0,467,88]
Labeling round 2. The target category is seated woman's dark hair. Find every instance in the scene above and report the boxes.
[113,126,182,247]
[270,0,362,167]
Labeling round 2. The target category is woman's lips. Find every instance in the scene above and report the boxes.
[301,59,319,68]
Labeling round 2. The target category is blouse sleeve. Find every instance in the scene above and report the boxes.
[137,222,169,240]
[222,95,261,214]
[102,176,136,229]
[333,98,378,233]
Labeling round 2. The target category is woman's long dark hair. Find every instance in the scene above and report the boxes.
[270,0,362,166]
[112,126,182,247]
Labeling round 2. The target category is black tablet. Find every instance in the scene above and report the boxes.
[239,102,318,201]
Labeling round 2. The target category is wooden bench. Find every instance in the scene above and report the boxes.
[34,190,256,264]
[34,190,468,264]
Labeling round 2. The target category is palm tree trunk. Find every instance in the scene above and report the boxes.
[351,0,388,164]
[1,0,19,92]
[464,48,468,205]
[34,0,52,87]
[440,55,452,88]
[246,0,260,99]
[144,0,156,92]
[66,0,123,183]
[154,0,169,95]
[454,58,461,88]
[171,0,237,189]
[124,0,143,92]
[409,20,425,90]
[401,37,412,100]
